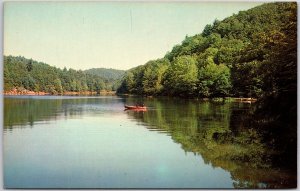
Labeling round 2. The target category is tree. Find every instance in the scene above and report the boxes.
[53,79,63,94]
[163,56,198,97]
[202,24,213,36]
[45,85,57,95]
[198,63,231,97]
[26,59,33,72]
[142,59,170,95]
[232,61,263,97]
[22,75,35,91]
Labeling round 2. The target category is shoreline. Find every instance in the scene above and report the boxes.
[3,89,116,96]
[4,93,257,103]
[118,94,258,103]
[3,88,257,103]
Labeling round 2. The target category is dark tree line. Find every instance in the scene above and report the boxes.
[117,2,297,100]
[4,56,122,94]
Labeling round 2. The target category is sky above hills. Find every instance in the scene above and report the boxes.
[4,2,263,70]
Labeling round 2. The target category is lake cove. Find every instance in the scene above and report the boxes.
[3,96,296,188]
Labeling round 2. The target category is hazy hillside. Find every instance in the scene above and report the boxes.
[85,68,125,80]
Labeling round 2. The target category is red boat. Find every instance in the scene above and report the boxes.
[124,105,147,111]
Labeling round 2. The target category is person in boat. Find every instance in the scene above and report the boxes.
[135,103,145,107]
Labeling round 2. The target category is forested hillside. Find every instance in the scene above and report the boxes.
[117,2,297,100]
[84,68,125,92]
[85,68,125,80]
[3,56,120,94]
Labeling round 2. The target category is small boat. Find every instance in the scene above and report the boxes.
[124,105,147,111]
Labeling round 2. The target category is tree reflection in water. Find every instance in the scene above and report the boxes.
[125,97,297,188]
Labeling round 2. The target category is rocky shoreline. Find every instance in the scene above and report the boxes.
[4,88,49,95]
[4,88,116,96]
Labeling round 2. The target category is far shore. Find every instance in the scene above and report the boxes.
[4,89,116,96]
[4,89,257,103]
[118,94,257,102]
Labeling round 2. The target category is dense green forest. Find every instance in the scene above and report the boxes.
[117,2,296,100]
[4,55,124,94]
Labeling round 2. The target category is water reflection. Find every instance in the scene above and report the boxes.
[4,96,296,188]
[123,97,297,188]
[4,96,123,128]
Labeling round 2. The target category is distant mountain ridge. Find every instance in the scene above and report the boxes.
[84,68,125,80]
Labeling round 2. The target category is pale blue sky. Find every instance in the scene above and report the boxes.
[4,2,263,70]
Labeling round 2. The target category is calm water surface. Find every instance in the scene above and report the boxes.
[3,96,296,188]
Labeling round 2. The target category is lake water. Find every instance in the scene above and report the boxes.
[3,96,296,188]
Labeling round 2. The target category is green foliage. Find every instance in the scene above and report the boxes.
[4,56,111,94]
[163,56,198,97]
[202,24,213,36]
[117,59,170,95]
[84,68,125,91]
[84,68,125,80]
[118,2,296,100]
[26,59,33,72]
[142,59,170,95]
[53,79,63,94]
[198,63,231,97]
